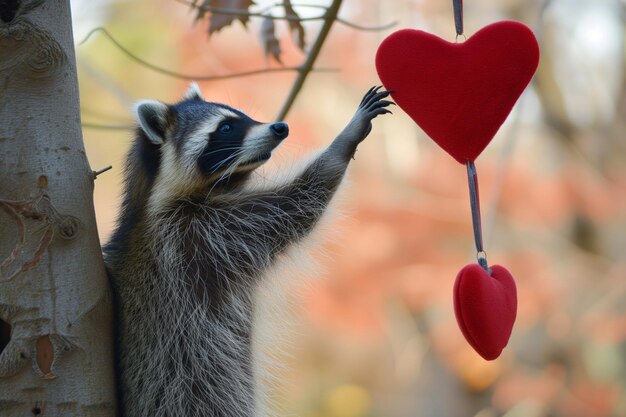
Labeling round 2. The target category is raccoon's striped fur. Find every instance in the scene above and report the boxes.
[104,84,392,417]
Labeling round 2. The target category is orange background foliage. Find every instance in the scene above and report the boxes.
[76,0,626,416]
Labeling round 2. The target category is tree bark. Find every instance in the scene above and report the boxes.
[0,1,117,416]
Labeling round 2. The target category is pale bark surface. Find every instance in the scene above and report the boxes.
[0,1,116,416]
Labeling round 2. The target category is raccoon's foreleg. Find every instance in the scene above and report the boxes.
[226,87,392,266]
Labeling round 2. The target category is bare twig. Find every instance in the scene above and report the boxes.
[269,2,329,10]
[482,0,551,246]
[79,1,393,126]
[78,27,337,81]
[178,0,396,32]
[197,6,317,21]
[336,17,397,31]
[82,123,134,130]
[78,57,135,107]
[177,0,322,21]
[93,165,113,179]
[274,0,343,121]
[197,0,331,13]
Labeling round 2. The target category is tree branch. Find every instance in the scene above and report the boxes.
[483,0,552,246]
[78,27,337,81]
[92,165,113,180]
[274,0,343,121]
[336,17,397,31]
[81,122,133,130]
[178,0,395,31]
[176,0,325,21]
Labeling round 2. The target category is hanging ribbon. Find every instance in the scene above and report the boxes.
[453,0,463,36]
[466,161,491,274]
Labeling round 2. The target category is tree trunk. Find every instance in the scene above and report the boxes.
[0,1,117,416]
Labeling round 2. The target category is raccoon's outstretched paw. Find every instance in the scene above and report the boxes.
[359,85,395,119]
[332,86,394,161]
[351,86,394,140]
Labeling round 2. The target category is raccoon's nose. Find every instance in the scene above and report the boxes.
[270,122,289,140]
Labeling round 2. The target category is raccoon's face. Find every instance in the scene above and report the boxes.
[189,105,289,179]
[135,83,288,193]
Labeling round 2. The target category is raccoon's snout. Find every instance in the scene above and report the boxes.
[270,122,289,140]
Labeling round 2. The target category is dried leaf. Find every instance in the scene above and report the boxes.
[193,0,207,21]
[283,0,306,51]
[193,0,256,34]
[260,17,281,63]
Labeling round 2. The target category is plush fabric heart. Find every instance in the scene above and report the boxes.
[375,21,539,163]
[453,264,517,360]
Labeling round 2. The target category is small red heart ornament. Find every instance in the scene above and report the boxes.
[453,264,517,360]
[375,21,540,163]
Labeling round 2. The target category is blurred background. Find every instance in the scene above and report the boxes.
[73,0,626,416]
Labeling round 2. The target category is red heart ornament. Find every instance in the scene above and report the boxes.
[375,21,539,163]
[453,264,517,360]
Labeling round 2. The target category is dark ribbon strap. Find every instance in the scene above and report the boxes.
[453,0,463,36]
[466,161,491,274]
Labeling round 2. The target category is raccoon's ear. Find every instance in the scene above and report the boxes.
[183,82,204,101]
[135,100,170,145]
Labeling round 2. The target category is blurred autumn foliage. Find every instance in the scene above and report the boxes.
[75,0,626,416]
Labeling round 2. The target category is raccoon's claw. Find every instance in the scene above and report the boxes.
[361,87,393,110]
[376,108,393,117]
[356,87,394,124]
[332,86,394,161]
[359,86,391,105]
[368,100,395,118]
[359,85,382,106]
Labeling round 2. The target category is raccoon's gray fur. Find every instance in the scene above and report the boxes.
[104,84,392,417]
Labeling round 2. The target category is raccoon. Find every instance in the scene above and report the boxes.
[104,84,393,417]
